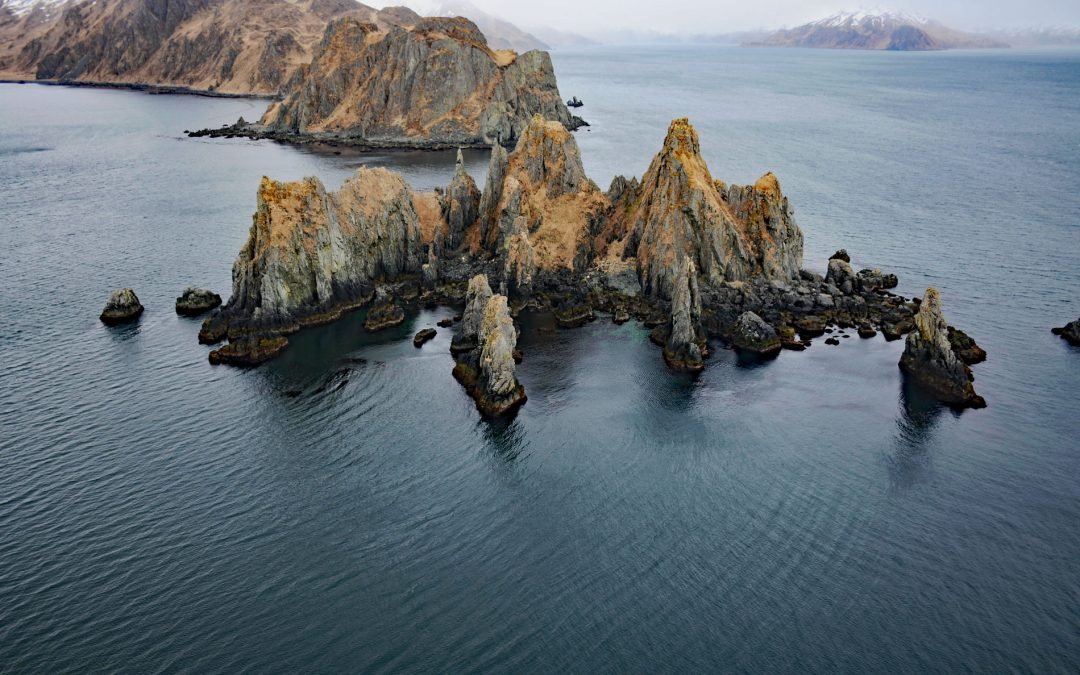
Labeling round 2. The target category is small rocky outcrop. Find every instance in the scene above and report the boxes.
[825,257,857,294]
[1052,319,1080,346]
[175,287,222,316]
[731,311,782,356]
[899,288,986,409]
[258,17,581,148]
[663,257,707,371]
[452,293,526,416]
[829,249,851,263]
[100,288,143,325]
[413,328,437,347]
[451,274,493,354]
[947,326,987,364]
[208,336,288,367]
[364,301,405,332]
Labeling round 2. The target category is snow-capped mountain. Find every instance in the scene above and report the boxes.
[747,9,1008,51]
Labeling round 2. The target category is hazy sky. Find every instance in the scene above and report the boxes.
[371,1,1080,34]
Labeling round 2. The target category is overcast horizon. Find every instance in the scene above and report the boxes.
[368,1,1080,36]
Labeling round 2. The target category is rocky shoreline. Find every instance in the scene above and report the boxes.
[195,114,989,413]
[0,80,273,99]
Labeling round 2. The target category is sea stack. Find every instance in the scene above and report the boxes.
[608,118,804,300]
[451,274,494,354]
[451,275,526,416]
[100,288,144,325]
[899,288,986,409]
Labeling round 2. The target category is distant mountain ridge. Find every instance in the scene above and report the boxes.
[747,10,1009,51]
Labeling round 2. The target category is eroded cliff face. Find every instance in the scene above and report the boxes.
[663,257,706,371]
[258,16,578,147]
[1,0,406,94]
[899,288,986,408]
[609,118,803,300]
[201,166,422,346]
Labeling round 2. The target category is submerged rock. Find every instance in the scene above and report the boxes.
[100,288,144,325]
[452,294,526,416]
[175,287,222,316]
[899,288,986,409]
[663,257,707,371]
[1051,318,1080,346]
[730,311,781,356]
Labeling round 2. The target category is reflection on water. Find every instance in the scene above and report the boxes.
[887,379,947,489]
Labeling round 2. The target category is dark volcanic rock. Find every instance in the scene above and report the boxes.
[730,310,781,356]
[413,328,437,347]
[175,287,222,316]
[100,288,144,325]
[899,288,986,409]
[1051,318,1080,346]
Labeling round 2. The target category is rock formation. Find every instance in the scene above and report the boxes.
[1052,318,1080,346]
[452,292,526,416]
[730,311,782,356]
[662,257,707,371]
[450,273,493,354]
[175,287,222,316]
[199,166,423,361]
[899,288,986,409]
[607,118,803,301]
[413,327,436,347]
[364,300,405,332]
[100,288,143,325]
[463,115,608,300]
[440,150,481,250]
[255,16,582,148]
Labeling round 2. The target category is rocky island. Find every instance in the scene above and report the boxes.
[197,114,988,414]
[187,15,584,149]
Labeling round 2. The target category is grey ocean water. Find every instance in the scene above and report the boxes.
[1,46,1079,673]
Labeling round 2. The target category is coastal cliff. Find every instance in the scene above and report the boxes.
[251,16,582,148]
[200,115,986,410]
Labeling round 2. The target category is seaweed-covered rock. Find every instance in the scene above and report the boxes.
[899,288,986,409]
[208,336,289,366]
[100,288,144,325]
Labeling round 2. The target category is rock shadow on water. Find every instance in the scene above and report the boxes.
[476,414,528,462]
[887,379,947,489]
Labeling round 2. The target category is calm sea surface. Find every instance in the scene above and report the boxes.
[1,46,1079,673]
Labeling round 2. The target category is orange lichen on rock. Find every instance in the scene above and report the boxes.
[412,191,449,244]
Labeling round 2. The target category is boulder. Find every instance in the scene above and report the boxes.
[175,287,222,316]
[829,249,851,263]
[1051,319,1080,346]
[730,311,781,356]
[899,288,986,409]
[856,268,899,292]
[825,258,856,295]
[100,288,144,325]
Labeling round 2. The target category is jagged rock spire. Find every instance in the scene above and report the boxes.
[900,288,986,408]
